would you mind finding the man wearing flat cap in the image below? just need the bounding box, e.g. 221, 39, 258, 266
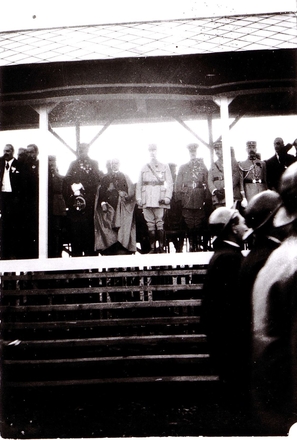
201, 207, 248, 398
238, 141, 267, 204
175, 143, 211, 251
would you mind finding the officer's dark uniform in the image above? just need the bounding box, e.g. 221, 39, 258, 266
175, 144, 211, 251
64, 144, 103, 256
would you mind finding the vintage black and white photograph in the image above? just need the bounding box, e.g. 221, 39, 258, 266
0, 1, 297, 438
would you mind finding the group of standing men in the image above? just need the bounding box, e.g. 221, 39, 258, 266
202, 136, 297, 435
1, 136, 297, 259
0, 143, 40, 259
209, 136, 297, 209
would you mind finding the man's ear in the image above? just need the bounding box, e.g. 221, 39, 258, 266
231, 223, 238, 235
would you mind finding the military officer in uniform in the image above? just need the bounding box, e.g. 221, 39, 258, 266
136, 144, 173, 253
64, 143, 103, 256
208, 141, 242, 209
175, 143, 211, 251
238, 141, 267, 205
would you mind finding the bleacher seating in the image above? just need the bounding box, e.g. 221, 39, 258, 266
1, 265, 219, 387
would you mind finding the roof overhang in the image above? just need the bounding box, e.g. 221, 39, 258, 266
1, 48, 296, 130
0, 12, 297, 130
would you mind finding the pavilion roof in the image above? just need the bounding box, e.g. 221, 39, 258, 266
0, 12, 296, 66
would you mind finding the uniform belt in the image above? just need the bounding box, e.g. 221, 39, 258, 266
213, 177, 224, 181
143, 181, 164, 186
244, 179, 265, 184
183, 182, 204, 189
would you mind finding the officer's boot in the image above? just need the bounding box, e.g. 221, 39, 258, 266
148, 230, 156, 254
157, 229, 165, 253
188, 229, 195, 252
203, 231, 211, 251
195, 230, 202, 251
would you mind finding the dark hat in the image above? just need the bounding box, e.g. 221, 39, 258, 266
213, 141, 222, 149
243, 190, 282, 240
208, 207, 239, 237
246, 140, 257, 146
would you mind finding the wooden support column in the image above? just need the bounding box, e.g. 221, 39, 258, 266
214, 96, 234, 208
76, 123, 81, 152
38, 107, 49, 258
207, 114, 214, 166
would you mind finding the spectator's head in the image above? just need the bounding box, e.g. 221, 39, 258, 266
213, 141, 222, 160
209, 207, 248, 244
148, 144, 157, 160
273, 137, 286, 156
48, 155, 58, 174
243, 190, 282, 240
27, 144, 39, 161
106, 159, 112, 174
17, 147, 27, 162
187, 143, 198, 160
246, 141, 257, 160
111, 158, 120, 173
3, 144, 14, 161
77, 143, 90, 159
274, 162, 297, 228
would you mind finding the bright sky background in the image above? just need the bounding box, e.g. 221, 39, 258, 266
1, 1, 297, 182
1, 115, 297, 183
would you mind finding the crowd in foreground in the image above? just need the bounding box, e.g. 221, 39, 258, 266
0, 136, 297, 259
202, 161, 297, 434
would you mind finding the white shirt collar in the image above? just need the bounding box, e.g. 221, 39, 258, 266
223, 240, 240, 248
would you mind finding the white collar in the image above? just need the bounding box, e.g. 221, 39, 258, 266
266, 235, 282, 245
223, 240, 240, 248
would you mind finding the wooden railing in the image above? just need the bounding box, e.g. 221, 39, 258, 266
0, 253, 218, 387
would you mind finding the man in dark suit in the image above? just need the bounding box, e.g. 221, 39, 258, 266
0, 144, 23, 259
252, 162, 297, 434
238, 190, 283, 406
21, 144, 40, 259
201, 207, 248, 402
265, 137, 296, 191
